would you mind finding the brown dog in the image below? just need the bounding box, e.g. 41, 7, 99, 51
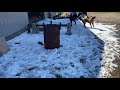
80, 16, 96, 28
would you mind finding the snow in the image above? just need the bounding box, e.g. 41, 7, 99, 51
0, 18, 120, 78
37, 18, 70, 25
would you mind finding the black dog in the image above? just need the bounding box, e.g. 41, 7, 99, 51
69, 12, 88, 26
27, 24, 31, 34
69, 14, 77, 26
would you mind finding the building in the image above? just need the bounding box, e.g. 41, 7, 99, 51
0, 12, 29, 39
0, 12, 58, 40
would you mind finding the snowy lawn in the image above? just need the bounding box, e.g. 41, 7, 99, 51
0, 18, 120, 78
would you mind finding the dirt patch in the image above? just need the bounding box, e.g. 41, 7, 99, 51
88, 12, 120, 78
88, 12, 120, 24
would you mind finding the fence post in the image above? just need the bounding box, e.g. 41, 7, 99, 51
66, 23, 72, 35
32, 23, 39, 34
59, 23, 61, 30
50, 21, 52, 25
0, 37, 10, 57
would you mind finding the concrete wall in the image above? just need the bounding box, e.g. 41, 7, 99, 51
0, 12, 28, 37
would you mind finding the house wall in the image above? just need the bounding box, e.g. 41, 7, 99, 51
0, 12, 28, 37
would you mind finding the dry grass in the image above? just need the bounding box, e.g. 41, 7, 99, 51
88, 12, 120, 24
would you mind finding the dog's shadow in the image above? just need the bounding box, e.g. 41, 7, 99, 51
79, 22, 106, 32
90, 27, 106, 31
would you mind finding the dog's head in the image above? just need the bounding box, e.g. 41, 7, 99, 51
92, 16, 96, 19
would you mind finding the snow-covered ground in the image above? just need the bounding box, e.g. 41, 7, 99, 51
37, 18, 70, 25
0, 18, 120, 78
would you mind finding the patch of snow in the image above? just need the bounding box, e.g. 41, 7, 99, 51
37, 18, 70, 25
0, 19, 120, 78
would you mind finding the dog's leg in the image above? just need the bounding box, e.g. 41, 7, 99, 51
92, 23, 94, 27
73, 20, 76, 25
83, 22, 86, 27
81, 20, 86, 28
90, 23, 92, 28
71, 21, 72, 26
27, 29, 31, 34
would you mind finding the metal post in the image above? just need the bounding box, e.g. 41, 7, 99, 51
50, 21, 52, 25
44, 12, 48, 19
59, 23, 61, 30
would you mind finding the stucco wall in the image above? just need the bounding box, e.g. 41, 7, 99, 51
0, 12, 28, 37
